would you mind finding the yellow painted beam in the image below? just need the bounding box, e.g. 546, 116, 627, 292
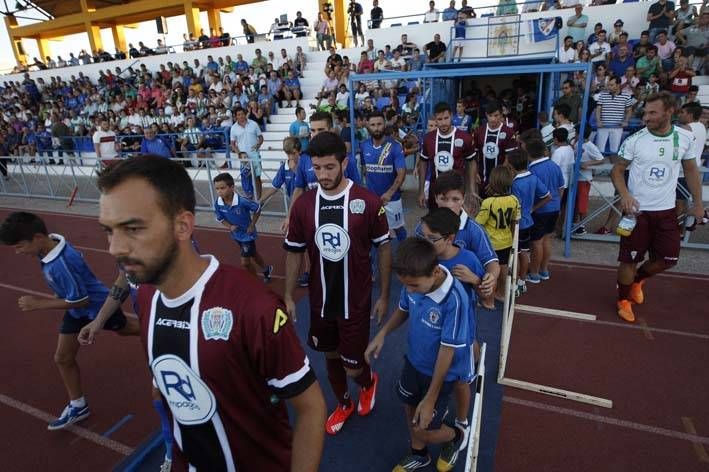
184, 0, 202, 37
332, 0, 346, 48
111, 24, 127, 53
37, 37, 52, 61
206, 8, 221, 35
4, 16, 27, 66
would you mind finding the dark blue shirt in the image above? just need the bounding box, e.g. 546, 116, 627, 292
528, 157, 565, 214
512, 171, 550, 228
214, 194, 260, 242
40, 234, 109, 319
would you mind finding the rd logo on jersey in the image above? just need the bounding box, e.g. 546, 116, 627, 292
434, 151, 454, 172
483, 142, 500, 159
643, 161, 671, 188
151, 354, 217, 425
202, 307, 234, 341
315, 223, 351, 262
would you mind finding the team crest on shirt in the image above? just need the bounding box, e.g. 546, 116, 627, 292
434, 151, 454, 172
454, 138, 464, 148
201, 307, 234, 341
499, 131, 507, 140
349, 199, 366, 214
425, 308, 442, 328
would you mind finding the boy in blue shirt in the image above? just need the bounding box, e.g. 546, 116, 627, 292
452, 100, 472, 133
419, 208, 482, 447
0, 212, 140, 430
213, 173, 273, 281
506, 149, 551, 295
525, 139, 565, 283
429, 171, 499, 310
365, 238, 470, 472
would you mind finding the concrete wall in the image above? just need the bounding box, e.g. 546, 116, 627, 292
2, 37, 310, 84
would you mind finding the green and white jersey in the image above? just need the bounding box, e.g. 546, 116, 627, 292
618, 125, 695, 211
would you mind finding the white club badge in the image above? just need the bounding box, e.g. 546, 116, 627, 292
483, 142, 500, 160
434, 151, 454, 172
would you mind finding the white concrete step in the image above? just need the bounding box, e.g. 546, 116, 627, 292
265, 123, 290, 132
262, 131, 289, 142
299, 76, 325, 86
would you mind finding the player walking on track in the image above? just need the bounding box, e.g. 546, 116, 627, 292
611, 92, 704, 323
284, 131, 392, 435
96, 155, 326, 471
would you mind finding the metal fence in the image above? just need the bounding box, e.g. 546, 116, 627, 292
0, 153, 290, 218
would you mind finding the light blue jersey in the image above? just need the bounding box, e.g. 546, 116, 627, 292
399, 266, 473, 382
360, 137, 406, 200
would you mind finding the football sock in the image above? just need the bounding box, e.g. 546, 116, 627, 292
411, 446, 428, 457
617, 282, 632, 301
70, 397, 86, 408
153, 399, 173, 460
354, 363, 373, 389
634, 267, 651, 283
326, 357, 350, 406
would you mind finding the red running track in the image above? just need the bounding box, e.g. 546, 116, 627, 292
0, 208, 301, 471
495, 261, 709, 471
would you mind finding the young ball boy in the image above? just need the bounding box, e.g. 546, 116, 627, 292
213, 172, 273, 281
0, 212, 140, 429
365, 238, 470, 472
506, 150, 550, 295
419, 208, 483, 449
526, 139, 565, 283
429, 171, 499, 309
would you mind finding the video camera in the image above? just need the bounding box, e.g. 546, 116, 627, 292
322, 2, 333, 20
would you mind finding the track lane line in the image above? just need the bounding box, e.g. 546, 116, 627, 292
504, 396, 709, 446
0, 393, 133, 456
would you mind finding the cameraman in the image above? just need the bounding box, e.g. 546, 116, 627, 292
348, 0, 365, 47
370, 0, 383, 29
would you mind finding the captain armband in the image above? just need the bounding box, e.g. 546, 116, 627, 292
109, 284, 130, 302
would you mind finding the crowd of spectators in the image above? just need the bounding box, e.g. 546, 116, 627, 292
0, 45, 314, 175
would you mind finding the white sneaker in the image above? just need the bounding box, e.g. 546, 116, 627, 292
159, 457, 172, 472
454, 419, 470, 452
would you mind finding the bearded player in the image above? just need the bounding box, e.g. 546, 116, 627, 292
284, 131, 392, 435
97, 155, 326, 471
417, 101, 476, 210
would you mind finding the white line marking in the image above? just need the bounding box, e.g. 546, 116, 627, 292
516, 304, 597, 321
504, 396, 709, 445
548, 261, 709, 282
521, 310, 709, 340
0, 393, 134, 456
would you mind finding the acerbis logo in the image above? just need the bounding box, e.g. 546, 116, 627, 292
315, 223, 351, 262
151, 354, 217, 425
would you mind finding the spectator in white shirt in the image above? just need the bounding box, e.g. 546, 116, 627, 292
424, 1, 440, 22
589, 29, 611, 63
93, 120, 119, 161
551, 127, 575, 189
558, 35, 577, 63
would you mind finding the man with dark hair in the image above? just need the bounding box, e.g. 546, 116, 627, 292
647, 0, 676, 43
595, 75, 634, 156
612, 92, 703, 323
555, 80, 582, 124
424, 33, 447, 63
284, 131, 391, 435
0, 211, 139, 430
473, 100, 518, 191
97, 155, 326, 470
418, 101, 475, 210
370, 0, 383, 29
283, 111, 362, 231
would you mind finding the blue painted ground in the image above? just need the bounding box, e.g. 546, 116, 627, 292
128, 264, 505, 472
